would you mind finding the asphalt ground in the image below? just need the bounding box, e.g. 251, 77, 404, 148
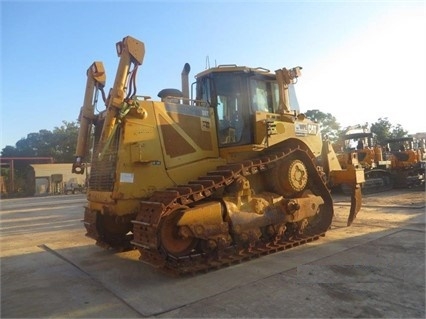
1, 188, 425, 318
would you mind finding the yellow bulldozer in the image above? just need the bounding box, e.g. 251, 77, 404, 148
384, 137, 425, 189
73, 36, 364, 274
335, 129, 425, 194
334, 130, 394, 194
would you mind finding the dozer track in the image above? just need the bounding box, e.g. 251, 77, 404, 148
130, 144, 335, 275
84, 208, 134, 251
392, 167, 425, 189
341, 169, 393, 196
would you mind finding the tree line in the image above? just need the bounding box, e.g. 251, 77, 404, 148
1, 112, 409, 163
304, 110, 408, 145
1, 121, 79, 162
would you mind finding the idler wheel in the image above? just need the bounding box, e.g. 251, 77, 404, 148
159, 210, 198, 257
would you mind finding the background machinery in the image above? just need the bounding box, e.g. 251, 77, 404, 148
335, 127, 425, 194
73, 35, 364, 274
334, 127, 393, 194
383, 137, 425, 188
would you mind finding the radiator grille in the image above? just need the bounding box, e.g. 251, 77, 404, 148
89, 132, 120, 192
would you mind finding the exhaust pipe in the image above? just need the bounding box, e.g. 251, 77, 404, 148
181, 63, 191, 104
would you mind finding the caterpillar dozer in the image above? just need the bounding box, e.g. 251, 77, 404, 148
383, 137, 425, 188
335, 129, 393, 194
73, 36, 364, 274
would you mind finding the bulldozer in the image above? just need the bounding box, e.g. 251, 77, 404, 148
334, 128, 393, 194
383, 137, 425, 188
73, 35, 364, 274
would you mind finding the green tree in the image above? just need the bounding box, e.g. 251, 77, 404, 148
370, 117, 408, 146
16, 130, 55, 157
390, 124, 408, 139
305, 109, 341, 142
51, 121, 80, 162
1, 145, 19, 157
1, 121, 79, 162
1, 121, 80, 196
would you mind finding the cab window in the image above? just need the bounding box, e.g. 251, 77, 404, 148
249, 78, 279, 113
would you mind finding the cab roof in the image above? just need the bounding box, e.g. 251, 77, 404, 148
195, 65, 276, 79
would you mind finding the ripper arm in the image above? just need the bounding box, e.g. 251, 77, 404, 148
72, 61, 106, 174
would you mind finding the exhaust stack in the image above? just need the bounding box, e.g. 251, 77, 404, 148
181, 63, 191, 104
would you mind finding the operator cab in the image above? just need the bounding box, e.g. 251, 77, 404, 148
195, 65, 300, 147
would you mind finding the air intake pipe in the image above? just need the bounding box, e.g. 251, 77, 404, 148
181, 63, 191, 104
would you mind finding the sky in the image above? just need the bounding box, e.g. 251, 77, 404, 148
1, 0, 425, 150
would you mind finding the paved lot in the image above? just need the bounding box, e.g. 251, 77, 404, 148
1, 189, 425, 318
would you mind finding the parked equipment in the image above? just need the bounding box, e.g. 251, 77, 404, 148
73, 36, 364, 274
335, 130, 393, 194
384, 137, 425, 188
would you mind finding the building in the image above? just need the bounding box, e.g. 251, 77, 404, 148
31, 163, 88, 195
